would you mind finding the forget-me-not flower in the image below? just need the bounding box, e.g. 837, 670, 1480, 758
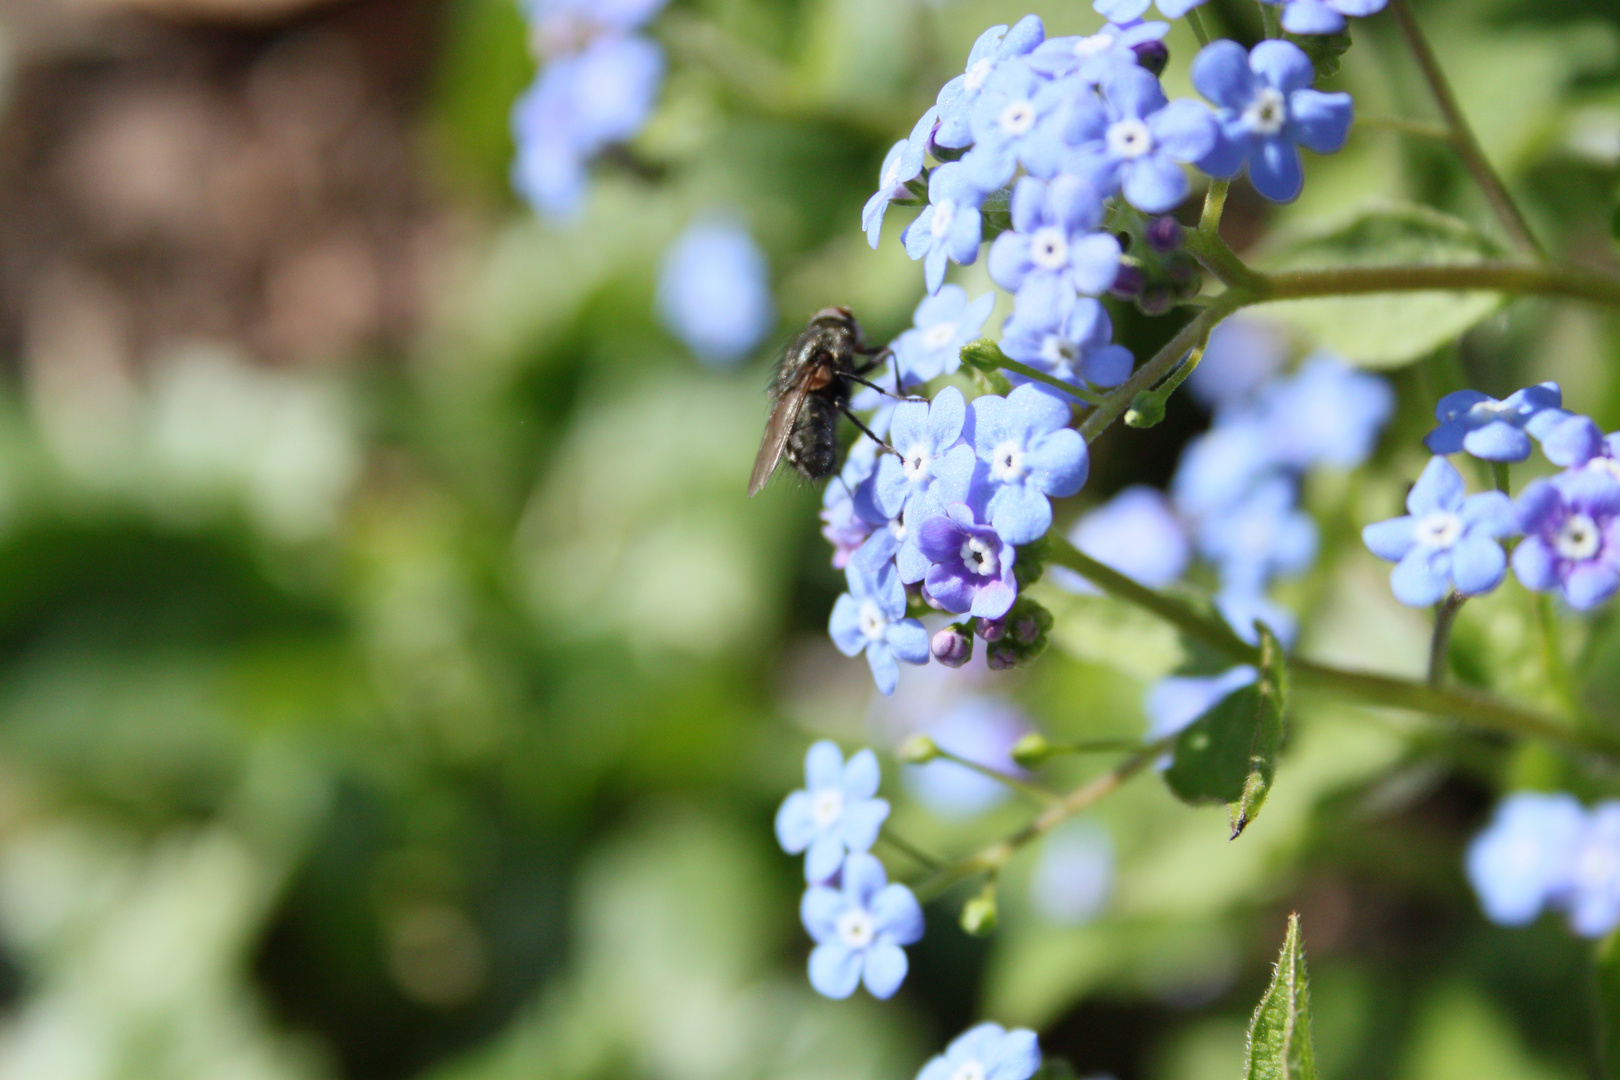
1362, 456, 1515, 607
1060, 65, 1218, 213
1466, 791, 1585, 928
1424, 383, 1569, 463
935, 16, 1047, 149
801, 852, 924, 999
821, 441, 882, 568
999, 298, 1134, 400
864, 107, 940, 250
1197, 475, 1317, 592
917, 1023, 1042, 1080
1186, 316, 1288, 412
988, 175, 1121, 328
963, 62, 1078, 189
1095, 0, 1209, 20
1253, 353, 1394, 471
970, 384, 1090, 544
918, 503, 1019, 618
855, 498, 940, 585
1170, 417, 1276, 519
1569, 803, 1620, 938
1511, 470, 1620, 611
1030, 821, 1114, 925
776, 741, 891, 883
1192, 39, 1353, 204
1028, 19, 1170, 84
829, 561, 931, 695
1258, 0, 1388, 36
656, 217, 773, 366
1540, 415, 1620, 483
874, 386, 977, 520
1054, 485, 1189, 595
903, 162, 988, 295
893, 286, 997, 387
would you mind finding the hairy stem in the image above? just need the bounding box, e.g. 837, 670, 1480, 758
996, 356, 1106, 405
1428, 592, 1466, 687
878, 829, 944, 870
1079, 302, 1237, 441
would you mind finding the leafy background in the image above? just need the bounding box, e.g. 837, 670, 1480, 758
0, 0, 1614, 1077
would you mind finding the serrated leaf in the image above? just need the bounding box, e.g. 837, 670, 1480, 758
1597, 929, 1620, 1078
1246, 914, 1318, 1080
1252, 203, 1507, 369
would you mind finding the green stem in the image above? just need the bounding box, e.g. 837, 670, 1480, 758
1389, 0, 1545, 258
1429, 592, 1466, 687
1046, 738, 1163, 756
1535, 593, 1576, 712
1356, 114, 1454, 141
932, 748, 1062, 806
1199, 179, 1230, 234
1183, 224, 1271, 294
878, 829, 944, 870
1079, 302, 1238, 441
1259, 1, 1283, 39
996, 356, 1106, 405
1492, 462, 1511, 495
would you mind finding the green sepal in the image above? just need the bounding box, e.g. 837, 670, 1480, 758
1014, 535, 1050, 590
1244, 914, 1318, 1080
1285, 28, 1352, 79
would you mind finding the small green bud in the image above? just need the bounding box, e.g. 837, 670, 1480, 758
897, 734, 939, 764
961, 887, 998, 936
957, 338, 1006, 374
1010, 732, 1052, 768
1125, 391, 1166, 428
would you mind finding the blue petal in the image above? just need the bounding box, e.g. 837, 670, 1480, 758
872, 883, 925, 944
1069, 232, 1125, 295
1565, 563, 1620, 610
1095, 0, 1152, 18
775, 791, 817, 854
1150, 99, 1218, 163
1407, 456, 1465, 516
1027, 427, 1089, 497
1121, 153, 1189, 213
1460, 490, 1516, 538
839, 797, 889, 853
886, 618, 932, 665
862, 942, 909, 999
1449, 534, 1506, 596
1390, 548, 1450, 607
805, 739, 844, 789
1510, 536, 1557, 592
1249, 39, 1315, 94
1248, 136, 1303, 203
805, 834, 847, 883
1279, 0, 1347, 34
990, 483, 1054, 545
866, 641, 900, 694
1190, 40, 1255, 111
843, 748, 882, 799
800, 885, 845, 942
808, 941, 863, 998
985, 1028, 1042, 1080
1361, 516, 1416, 562
1287, 89, 1354, 155
1461, 421, 1532, 463
1541, 415, 1604, 468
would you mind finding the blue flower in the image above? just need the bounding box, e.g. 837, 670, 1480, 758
917, 504, 1019, 618
656, 217, 773, 366
821, 449, 880, 569
1196, 476, 1317, 592
1466, 792, 1584, 928
962, 63, 1079, 189
1510, 470, 1620, 611
903, 696, 1031, 818
829, 561, 931, 695
935, 16, 1047, 150
1060, 65, 1218, 213
1000, 298, 1134, 401
970, 384, 1091, 544
1569, 803, 1620, 938
800, 852, 924, 999
1252, 353, 1393, 471
1192, 39, 1353, 204
1028, 19, 1170, 84
892, 286, 997, 387
987, 175, 1121, 328
1538, 414, 1620, 481
918, 1024, 1042, 1080
1053, 485, 1189, 594
1258, 0, 1388, 36
522, 0, 668, 45
776, 741, 891, 883
1095, 0, 1209, 20
1362, 456, 1515, 607
902, 162, 988, 295
1424, 383, 1569, 463
1029, 821, 1114, 925
1214, 585, 1298, 647
1170, 416, 1275, 519
511, 67, 592, 217
854, 499, 937, 585
1185, 316, 1287, 411
864, 107, 940, 250
873, 387, 978, 520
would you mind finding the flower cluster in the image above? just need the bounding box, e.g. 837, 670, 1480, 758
777, 741, 924, 999
511, 0, 668, 217
1468, 791, 1620, 938
1102, 0, 1388, 36
1363, 383, 1620, 611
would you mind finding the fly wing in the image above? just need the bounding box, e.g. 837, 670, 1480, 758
748, 380, 810, 496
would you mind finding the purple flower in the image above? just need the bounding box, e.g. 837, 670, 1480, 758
863, 107, 940, 250
988, 175, 1121, 328
873, 387, 977, 520
1258, 0, 1388, 36
1511, 470, 1620, 611
1197, 475, 1317, 591
656, 217, 773, 366
1361, 456, 1515, 607
775, 741, 891, 883
934, 16, 1047, 150
1540, 415, 1620, 482
892, 286, 997, 387
1053, 485, 1189, 594
1028, 20, 1170, 84
800, 853, 923, 999
1192, 39, 1353, 204
829, 561, 931, 695
962, 63, 1079, 189
917, 504, 1019, 618
999, 298, 1134, 401
1060, 65, 1218, 213
902, 162, 987, 295
1424, 383, 1569, 463
917, 1024, 1042, 1080
1466, 791, 1584, 928
822, 486, 877, 570
970, 384, 1091, 544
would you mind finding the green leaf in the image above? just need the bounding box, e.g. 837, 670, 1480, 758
1253, 203, 1508, 369
1285, 29, 1352, 79
1245, 914, 1318, 1080
1231, 626, 1288, 839
1597, 930, 1620, 1079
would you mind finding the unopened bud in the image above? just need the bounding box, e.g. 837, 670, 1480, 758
1010, 732, 1052, 768
1133, 38, 1169, 76
1013, 614, 1041, 644
976, 616, 1006, 642
1125, 391, 1166, 429
897, 734, 939, 763
1145, 215, 1182, 253
931, 626, 973, 668
986, 640, 1017, 670
1109, 262, 1145, 299
961, 888, 998, 936
1137, 286, 1176, 316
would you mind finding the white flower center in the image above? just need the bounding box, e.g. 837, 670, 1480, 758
951, 1062, 987, 1080
964, 58, 994, 93
836, 907, 876, 948
888, 516, 907, 543
1030, 226, 1070, 270
1591, 458, 1620, 485
1244, 87, 1288, 135
1107, 118, 1154, 160
998, 99, 1037, 137
903, 443, 933, 482
1556, 513, 1601, 561
930, 198, 958, 239
1074, 32, 1113, 59
922, 321, 958, 349
960, 535, 1000, 577
990, 440, 1028, 482
810, 788, 845, 829
1038, 333, 1078, 367
858, 600, 889, 641
1468, 399, 1517, 421
1414, 510, 1464, 549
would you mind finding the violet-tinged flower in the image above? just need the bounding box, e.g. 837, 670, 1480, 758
801, 852, 923, 999
1197, 475, 1317, 591
988, 175, 1121, 328
822, 487, 877, 570
1540, 415, 1620, 483
970, 384, 1090, 544
1258, 0, 1388, 36
917, 1024, 1042, 1080
963, 62, 1079, 189
892, 286, 996, 387
854, 498, 940, 585
1060, 65, 1218, 213
917, 503, 1019, 618
1053, 485, 1189, 594
902, 162, 987, 295
656, 217, 773, 366
829, 561, 931, 695
873, 386, 977, 520
1192, 39, 1352, 204
1424, 383, 1569, 463
864, 107, 940, 250
903, 695, 1030, 818
1568, 802, 1620, 938
1466, 791, 1584, 928
1095, 0, 1209, 20
1362, 456, 1515, 607
1186, 316, 1287, 411
1254, 353, 1393, 471
1000, 299, 1134, 401
776, 741, 891, 883
1030, 820, 1114, 925
1511, 470, 1620, 611
1028, 19, 1170, 84
935, 16, 1047, 150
